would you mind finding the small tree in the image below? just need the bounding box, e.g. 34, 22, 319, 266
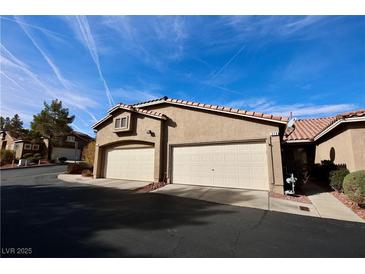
82, 140, 95, 167
31, 99, 75, 159
0, 114, 25, 139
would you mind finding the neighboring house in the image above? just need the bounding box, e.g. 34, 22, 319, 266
51, 131, 94, 161
93, 97, 288, 194
0, 131, 41, 159
0, 131, 16, 150
1, 130, 94, 161
283, 109, 365, 173
13, 140, 42, 159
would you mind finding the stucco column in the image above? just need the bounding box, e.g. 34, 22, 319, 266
270, 135, 284, 194
153, 120, 164, 182
93, 144, 100, 179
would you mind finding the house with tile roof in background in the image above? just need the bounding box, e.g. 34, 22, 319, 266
283, 109, 365, 181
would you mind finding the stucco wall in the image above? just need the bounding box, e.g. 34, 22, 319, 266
145, 104, 285, 192
0, 133, 15, 150
94, 109, 164, 181
350, 125, 365, 171
315, 122, 365, 172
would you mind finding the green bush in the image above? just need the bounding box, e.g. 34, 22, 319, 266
67, 162, 92, 174
0, 149, 14, 165
343, 170, 365, 205
22, 153, 33, 159
33, 153, 42, 159
329, 168, 349, 191
311, 160, 337, 182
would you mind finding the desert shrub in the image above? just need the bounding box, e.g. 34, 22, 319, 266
311, 160, 339, 183
81, 169, 93, 177
0, 149, 14, 165
329, 167, 350, 191
22, 153, 33, 159
33, 153, 42, 159
67, 162, 92, 174
343, 170, 365, 205
58, 157, 67, 163
82, 141, 95, 167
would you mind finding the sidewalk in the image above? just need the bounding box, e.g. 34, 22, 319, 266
304, 184, 364, 223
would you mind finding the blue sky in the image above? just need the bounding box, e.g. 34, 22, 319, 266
1, 16, 364, 136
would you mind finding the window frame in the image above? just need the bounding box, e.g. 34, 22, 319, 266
113, 113, 131, 132
66, 136, 76, 143
32, 144, 40, 151
24, 143, 32, 150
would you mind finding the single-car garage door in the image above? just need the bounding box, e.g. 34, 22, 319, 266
172, 142, 269, 190
104, 147, 154, 181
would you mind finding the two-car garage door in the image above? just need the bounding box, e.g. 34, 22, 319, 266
103, 142, 269, 190
104, 147, 154, 181
172, 142, 269, 190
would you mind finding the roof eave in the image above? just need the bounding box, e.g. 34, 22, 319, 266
314, 116, 365, 141
135, 99, 288, 125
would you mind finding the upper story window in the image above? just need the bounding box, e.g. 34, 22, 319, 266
113, 114, 130, 132
24, 143, 32, 150
66, 136, 75, 142
32, 144, 40, 150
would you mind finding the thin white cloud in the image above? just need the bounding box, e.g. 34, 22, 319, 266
66, 16, 115, 107
208, 44, 246, 82
114, 87, 162, 104
225, 96, 357, 118
15, 16, 72, 90
1, 43, 99, 126
0, 16, 68, 41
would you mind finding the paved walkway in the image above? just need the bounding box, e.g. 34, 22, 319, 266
304, 184, 364, 223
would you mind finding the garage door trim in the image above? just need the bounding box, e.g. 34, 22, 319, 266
103, 146, 155, 181
168, 138, 270, 190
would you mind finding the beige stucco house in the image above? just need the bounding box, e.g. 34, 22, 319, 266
283, 109, 365, 174
0, 131, 42, 159
93, 97, 365, 194
93, 97, 288, 194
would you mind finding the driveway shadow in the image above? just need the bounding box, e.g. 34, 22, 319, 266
2, 180, 365, 258
1, 182, 235, 257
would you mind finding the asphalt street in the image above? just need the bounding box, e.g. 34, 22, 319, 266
1, 166, 365, 257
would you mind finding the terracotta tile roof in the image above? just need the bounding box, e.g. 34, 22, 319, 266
133, 97, 288, 123
284, 109, 365, 142
284, 117, 337, 141
115, 103, 167, 119
92, 103, 167, 129
337, 109, 365, 119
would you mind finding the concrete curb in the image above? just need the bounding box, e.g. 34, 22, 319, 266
0, 164, 65, 171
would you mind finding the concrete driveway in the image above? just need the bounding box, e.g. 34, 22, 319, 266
2, 166, 365, 258
153, 184, 270, 210
57, 174, 150, 190
153, 184, 320, 217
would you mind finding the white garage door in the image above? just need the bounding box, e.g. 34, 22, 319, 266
104, 147, 154, 181
172, 143, 269, 190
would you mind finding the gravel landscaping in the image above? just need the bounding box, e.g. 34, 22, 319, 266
331, 191, 365, 221
134, 181, 168, 193
269, 191, 312, 204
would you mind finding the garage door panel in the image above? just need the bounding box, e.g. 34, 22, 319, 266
172, 143, 269, 190
104, 148, 154, 181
